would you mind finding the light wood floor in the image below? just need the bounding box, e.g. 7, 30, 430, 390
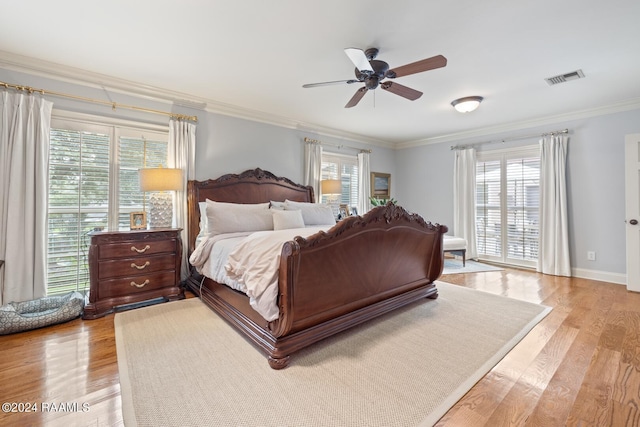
1, 268, 638, 426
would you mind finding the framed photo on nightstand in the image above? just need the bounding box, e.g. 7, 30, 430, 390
339, 204, 350, 219
130, 212, 147, 230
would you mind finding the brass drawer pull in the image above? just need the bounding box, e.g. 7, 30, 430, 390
130, 279, 149, 288
131, 244, 151, 254
131, 261, 150, 270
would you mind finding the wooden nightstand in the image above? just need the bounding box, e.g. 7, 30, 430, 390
83, 228, 184, 319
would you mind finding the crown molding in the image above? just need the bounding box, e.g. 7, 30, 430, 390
0, 50, 393, 149
396, 97, 640, 149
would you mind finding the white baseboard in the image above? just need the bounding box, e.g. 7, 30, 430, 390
571, 267, 626, 286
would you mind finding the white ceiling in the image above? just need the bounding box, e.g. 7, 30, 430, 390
1, 0, 640, 147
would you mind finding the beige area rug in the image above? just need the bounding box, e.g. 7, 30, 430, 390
115, 282, 550, 427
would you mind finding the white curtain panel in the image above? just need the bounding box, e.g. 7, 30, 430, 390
168, 118, 196, 280
538, 134, 571, 276
453, 148, 478, 259
357, 151, 371, 214
0, 91, 53, 305
304, 141, 322, 202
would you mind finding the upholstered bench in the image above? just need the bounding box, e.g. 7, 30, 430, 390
443, 236, 467, 266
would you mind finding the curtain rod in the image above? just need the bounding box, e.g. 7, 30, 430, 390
304, 137, 372, 153
0, 81, 198, 122
450, 128, 568, 151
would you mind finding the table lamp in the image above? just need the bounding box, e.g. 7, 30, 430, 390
321, 179, 342, 217
139, 167, 183, 229
321, 179, 342, 198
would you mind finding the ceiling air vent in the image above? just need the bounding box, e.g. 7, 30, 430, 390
545, 69, 585, 86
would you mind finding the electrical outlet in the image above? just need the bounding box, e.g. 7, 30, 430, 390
587, 251, 596, 261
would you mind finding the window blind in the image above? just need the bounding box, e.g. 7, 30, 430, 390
505, 156, 540, 261
476, 159, 501, 257
47, 128, 110, 295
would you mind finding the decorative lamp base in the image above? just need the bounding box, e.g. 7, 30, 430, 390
148, 192, 173, 229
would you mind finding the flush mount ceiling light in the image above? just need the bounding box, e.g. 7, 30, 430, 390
451, 96, 483, 113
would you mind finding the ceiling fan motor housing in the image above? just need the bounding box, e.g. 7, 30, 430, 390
355, 59, 389, 90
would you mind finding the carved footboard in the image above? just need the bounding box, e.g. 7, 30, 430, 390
264, 203, 447, 368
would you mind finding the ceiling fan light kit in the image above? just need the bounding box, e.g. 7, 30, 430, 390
451, 96, 483, 113
303, 47, 447, 108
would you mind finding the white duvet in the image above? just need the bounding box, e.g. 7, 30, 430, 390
189, 226, 328, 321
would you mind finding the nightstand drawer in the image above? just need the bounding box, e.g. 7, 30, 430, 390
98, 254, 177, 279
98, 271, 177, 299
99, 239, 176, 259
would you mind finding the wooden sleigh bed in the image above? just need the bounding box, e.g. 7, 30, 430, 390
184, 168, 447, 369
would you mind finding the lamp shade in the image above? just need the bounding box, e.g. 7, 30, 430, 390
139, 168, 183, 192
451, 96, 483, 113
321, 179, 341, 195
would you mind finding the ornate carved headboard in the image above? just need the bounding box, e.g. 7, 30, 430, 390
187, 168, 314, 254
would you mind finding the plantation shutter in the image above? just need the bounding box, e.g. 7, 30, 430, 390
476, 159, 501, 257
47, 128, 110, 295
505, 156, 540, 261
342, 162, 359, 207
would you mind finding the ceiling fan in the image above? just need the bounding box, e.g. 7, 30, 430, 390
302, 47, 447, 108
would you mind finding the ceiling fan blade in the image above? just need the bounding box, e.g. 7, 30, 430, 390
381, 81, 423, 101
345, 87, 368, 108
344, 48, 374, 73
387, 55, 447, 78
302, 79, 359, 88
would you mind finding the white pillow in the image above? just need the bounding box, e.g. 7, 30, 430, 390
272, 209, 305, 230
205, 199, 272, 236
284, 200, 336, 226
270, 200, 286, 210
197, 201, 208, 239
205, 199, 270, 211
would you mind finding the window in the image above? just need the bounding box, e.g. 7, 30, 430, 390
476, 146, 540, 268
47, 114, 168, 295
321, 153, 359, 210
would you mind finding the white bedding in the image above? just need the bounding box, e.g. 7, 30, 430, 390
189, 226, 329, 321
189, 232, 253, 293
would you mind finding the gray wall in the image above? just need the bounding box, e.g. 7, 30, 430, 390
195, 113, 396, 186
396, 109, 640, 278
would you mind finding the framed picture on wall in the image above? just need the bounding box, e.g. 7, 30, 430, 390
371, 172, 391, 199
130, 212, 147, 230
